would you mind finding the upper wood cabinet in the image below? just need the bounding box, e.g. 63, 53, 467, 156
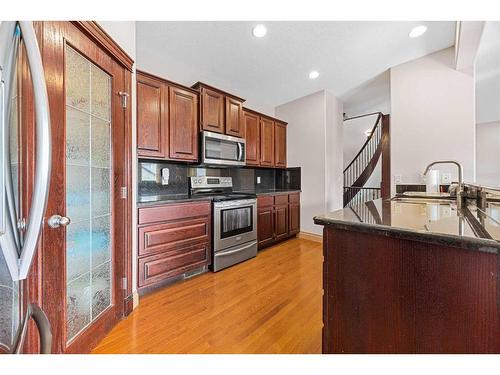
137, 71, 198, 162
200, 87, 225, 133
137, 74, 168, 159
169, 86, 198, 161
260, 117, 275, 167
192, 82, 245, 138
274, 121, 287, 168
225, 96, 244, 138
243, 110, 260, 166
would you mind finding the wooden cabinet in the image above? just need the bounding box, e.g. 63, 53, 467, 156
169, 86, 198, 161
137, 74, 168, 158
289, 193, 300, 235
244, 110, 287, 168
200, 87, 225, 133
137, 200, 211, 291
258, 206, 275, 248
137, 71, 198, 162
193, 82, 245, 138
274, 204, 289, 240
274, 121, 287, 168
225, 96, 244, 137
243, 110, 260, 166
260, 117, 275, 167
257, 192, 300, 249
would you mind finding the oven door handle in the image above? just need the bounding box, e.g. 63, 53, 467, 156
215, 241, 257, 257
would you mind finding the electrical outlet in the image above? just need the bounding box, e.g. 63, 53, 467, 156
441, 173, 451, 184
257, 176, 261, 184
394, 174, 402, 184
161, 168, 170, 185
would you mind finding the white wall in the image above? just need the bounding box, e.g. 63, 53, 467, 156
97, 22, 139, 304
276, 90, 343, 235
390, 47, 476, 193
341, 70, 391, 118
476, 121, 500, 186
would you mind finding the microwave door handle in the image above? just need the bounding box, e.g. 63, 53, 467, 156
16, 21, 51, 280
237, 142, 243, 162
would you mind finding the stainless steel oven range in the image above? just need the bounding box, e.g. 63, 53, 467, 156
190, 176, 257, 272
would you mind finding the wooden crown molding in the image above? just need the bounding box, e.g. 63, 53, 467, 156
71, 21, 134, 71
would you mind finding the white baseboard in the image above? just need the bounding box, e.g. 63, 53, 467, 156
297, 231, 323, 243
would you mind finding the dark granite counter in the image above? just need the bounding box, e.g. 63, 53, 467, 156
314, 198, 500, 253
137, 194, 213, 207
234, 189, 301, 196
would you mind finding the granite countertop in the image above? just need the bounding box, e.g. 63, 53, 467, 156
138, 189, 302, 207
137, 194, 213, 207
314, 198, 500, 253
234, 189, 302, 196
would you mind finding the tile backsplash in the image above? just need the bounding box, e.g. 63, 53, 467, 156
138, 160, 301, 198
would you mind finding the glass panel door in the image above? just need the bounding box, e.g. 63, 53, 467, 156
65, 46, 112, 342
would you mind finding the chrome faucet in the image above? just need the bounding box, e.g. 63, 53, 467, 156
423, 160, 464, 209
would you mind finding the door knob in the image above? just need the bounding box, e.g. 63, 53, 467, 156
47, 215, 71, 228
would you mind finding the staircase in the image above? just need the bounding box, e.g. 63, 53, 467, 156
343, 112, 389, 207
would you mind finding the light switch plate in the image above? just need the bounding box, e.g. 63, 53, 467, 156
257, 176, 261, 184
394, 174, 402, 184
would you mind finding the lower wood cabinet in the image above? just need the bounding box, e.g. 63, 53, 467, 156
257, 192, 300, 249
137, 200, 211, 291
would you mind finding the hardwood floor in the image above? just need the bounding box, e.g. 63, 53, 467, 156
92, 237, 323, 354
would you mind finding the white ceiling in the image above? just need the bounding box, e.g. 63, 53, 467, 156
136, 21, 456, 116
476, 21, 500, 124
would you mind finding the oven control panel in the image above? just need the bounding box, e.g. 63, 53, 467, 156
190, 176, 232, 189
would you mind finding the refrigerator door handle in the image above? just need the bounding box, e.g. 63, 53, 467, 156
1, 68, 5, 237
16, 21, 51, 280
3, 26, 22, 250
0, 21, 21, 280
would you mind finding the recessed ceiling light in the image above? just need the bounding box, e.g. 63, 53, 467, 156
409, 25, 427, 38
309, 70, 319, 79
252, 24, 267, 38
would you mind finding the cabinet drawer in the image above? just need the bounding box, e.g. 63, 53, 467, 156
138, 243, 209, 288
138, 217, 210, 257
257, 195, 274, 208
289, 192, 300, 204
274, 194, 288, 206
138, 201, 211, 225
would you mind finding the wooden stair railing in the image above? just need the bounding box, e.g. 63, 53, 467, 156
343, 112, 387, 207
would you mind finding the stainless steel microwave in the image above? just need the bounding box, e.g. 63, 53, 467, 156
201, 131, 246, 166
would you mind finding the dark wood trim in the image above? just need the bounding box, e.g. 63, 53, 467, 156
191, 81, 246, 102
71, 21, 134, 71
123, 64, 134, 316
381, 114, 391, 199
124, 294, 134, 316
138, 69, 199, 94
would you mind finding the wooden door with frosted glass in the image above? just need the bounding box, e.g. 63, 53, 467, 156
39, 21, 130, 353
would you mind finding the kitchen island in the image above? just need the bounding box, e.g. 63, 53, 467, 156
314, 197, 500, 353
